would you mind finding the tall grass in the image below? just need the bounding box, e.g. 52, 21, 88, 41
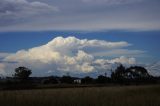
0, 85, 160, 106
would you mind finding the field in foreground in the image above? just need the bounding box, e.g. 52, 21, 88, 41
0, 85, 160, 106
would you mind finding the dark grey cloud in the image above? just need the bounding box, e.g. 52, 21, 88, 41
0, 0, 58, 26
0, 0, 160, 31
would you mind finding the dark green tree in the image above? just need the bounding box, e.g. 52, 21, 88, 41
42, 76, 59, 84
14, 67, 32, 79
125, 66, 150, 79
111, 65, 150, 80
111, 64, 126, 80
97, 75, 108, 83
81, 76, 94, 84
60, 75, 73, 84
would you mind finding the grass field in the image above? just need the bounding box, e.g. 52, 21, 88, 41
0, 85, 160, 106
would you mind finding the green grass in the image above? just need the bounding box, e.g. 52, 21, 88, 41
0, 85, 160, 106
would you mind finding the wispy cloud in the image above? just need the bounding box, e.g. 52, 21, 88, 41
82, 0, 143, 5
0, 53, 12, 58
91, 49, 145, 57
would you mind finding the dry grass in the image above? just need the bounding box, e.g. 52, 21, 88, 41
0, 85, 160, 106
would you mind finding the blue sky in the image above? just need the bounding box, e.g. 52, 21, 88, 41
0, 30, 160, 77
0, 0, 160, 76
0, 31, 160, 63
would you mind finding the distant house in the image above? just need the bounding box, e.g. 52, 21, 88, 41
0, 74, 5, 79
74, 79, 81, 84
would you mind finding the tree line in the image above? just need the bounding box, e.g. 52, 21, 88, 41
0, 64, 159, 90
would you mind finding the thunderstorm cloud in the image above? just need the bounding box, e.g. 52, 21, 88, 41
0, 36, 142, 76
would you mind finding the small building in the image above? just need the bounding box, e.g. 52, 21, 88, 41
74, 79, 81, 84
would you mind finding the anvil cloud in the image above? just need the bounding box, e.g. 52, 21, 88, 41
0, 36, 141, 76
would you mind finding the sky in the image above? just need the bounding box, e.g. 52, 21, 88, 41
0, 0, 160, 77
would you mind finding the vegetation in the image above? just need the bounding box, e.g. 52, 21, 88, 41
60, 75, 74, 84
111, 65, 150, 80
14, 67, 32, 80
96, 75, 111, 83
0, 65, 159, 90
0, 85, 159, 106
41, 76, 59, 84
81, 76, 94, 84
0, 65, 160, 106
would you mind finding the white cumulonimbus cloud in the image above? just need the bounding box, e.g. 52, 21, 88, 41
0, 36, 139, 76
